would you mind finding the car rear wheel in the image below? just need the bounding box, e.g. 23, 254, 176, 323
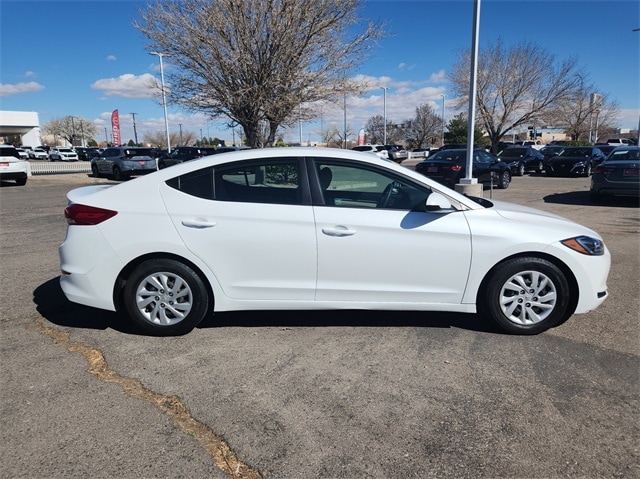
15, 177, 27, 186
516, 163, 525, 176
91, 164, 100, 178
122, 258, 211, 336
583, 163, 592, 177
112, 166, 128, 181
478, 257, 572, 334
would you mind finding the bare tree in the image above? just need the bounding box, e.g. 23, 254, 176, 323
323, 123, 354, 148
404, 104, 441, 149
41, 116, 97, 146
136, 0, 385, 148
450, 39, 581, 152
143, 130, 184, 148
546, 74, 619, 141
364, 114, 386, 144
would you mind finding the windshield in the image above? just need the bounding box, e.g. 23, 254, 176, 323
499, 148, 525, 158
429, 150, 465, 162
558, 148, 591, 157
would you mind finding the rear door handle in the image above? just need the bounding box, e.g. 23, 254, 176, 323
181, 219, 216, 229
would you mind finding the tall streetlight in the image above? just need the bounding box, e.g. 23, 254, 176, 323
441, 94, 446, 146
130, 112, 139, 145
179, 123, 183, 146
149, 52, 171, 153
381, 87, 388, 145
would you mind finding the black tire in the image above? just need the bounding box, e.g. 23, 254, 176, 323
583, 163, 592, 177
91, 164, 100, 178
112, 165, 128, 181
536, 161, 544, 173
122, 258, 211, 336
516, 163, 525, 177
15, 177, 27, 186
497, 170, 511, 189
478, 257, 572, 335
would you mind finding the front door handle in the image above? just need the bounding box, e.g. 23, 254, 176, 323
322, 226, 356, 237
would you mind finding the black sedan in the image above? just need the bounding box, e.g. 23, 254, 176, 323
590, 146, 640, 201
544, 146, 606, 177
497, 146, 545, 176
415, 148, 511, 189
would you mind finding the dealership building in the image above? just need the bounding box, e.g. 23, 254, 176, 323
0, 110, 42, 147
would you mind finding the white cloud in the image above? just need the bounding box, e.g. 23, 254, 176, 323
91, 73, 162, 99
107, 55, 117, 61
0, 82, 45, 97
428, 69, 447, 83
24, 71, 35, 77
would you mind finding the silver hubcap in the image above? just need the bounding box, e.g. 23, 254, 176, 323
135, 272, 193, 326
499, 270, 557, 325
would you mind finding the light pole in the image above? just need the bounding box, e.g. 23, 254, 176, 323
381, 87, 388, 145
441, 94, 446, 146
149, 52, 171, 153
130, 112, 139, 145
179, 123, 183, 146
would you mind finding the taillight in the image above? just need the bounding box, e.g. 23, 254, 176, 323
450, 165, 463, 172
593, 166, 615, 174
65, 204, 117, 225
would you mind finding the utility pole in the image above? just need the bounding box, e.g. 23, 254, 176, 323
130, 112, 139, 145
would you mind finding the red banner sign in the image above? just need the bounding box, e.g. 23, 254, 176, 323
111, 109, 120, 146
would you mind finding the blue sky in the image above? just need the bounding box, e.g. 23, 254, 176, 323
1, 0, 638, 145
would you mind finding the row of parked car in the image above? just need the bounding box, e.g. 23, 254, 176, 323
411, 143, 639, 200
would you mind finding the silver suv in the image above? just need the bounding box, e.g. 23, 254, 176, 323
91, 147, 157, 181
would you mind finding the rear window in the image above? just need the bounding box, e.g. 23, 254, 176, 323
0, 147, 20, 158
125, 149, 153, 156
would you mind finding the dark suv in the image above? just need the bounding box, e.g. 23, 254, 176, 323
157, 146, 218, 169
91, 147, 157, 180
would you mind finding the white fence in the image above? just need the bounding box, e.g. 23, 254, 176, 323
29, 161, 91, 175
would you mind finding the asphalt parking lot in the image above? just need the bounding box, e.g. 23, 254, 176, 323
1, 171, 638, 478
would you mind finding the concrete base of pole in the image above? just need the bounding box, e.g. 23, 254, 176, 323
454, 182, 483, 197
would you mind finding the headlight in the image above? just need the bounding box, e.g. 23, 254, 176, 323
561, 236, 605, 256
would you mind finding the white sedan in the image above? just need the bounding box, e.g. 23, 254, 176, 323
59, 148, 610, 336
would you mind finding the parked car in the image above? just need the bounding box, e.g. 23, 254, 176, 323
91, 147, 157, 180
49, 147, 79, 162
75, 147, 101, 161
29, 147, 49, 160
606, 138, 637, 147
540, 145, 564, 162
380, 144, 408, 162
351, 145, 390, 161
497, 146, 545, 176
15, 148, 28, 159
544, 146, 606, 177
157, 146, 219, 169
59, 147, 610, 336
594, 144, 618, 158
590, 146, 640, 202
0, 144, 31, 186
415, 148, 512, 189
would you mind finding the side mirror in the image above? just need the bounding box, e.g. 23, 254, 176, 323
425, 192, 452, 211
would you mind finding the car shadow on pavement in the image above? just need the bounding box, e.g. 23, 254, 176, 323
198, 309, 502, 334
544, 190, 640, 207
34, 277, 502, 335
33, 277, 137, 334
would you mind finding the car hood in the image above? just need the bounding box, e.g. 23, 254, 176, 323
547, 155, 588, 163
488, 199, 601, 238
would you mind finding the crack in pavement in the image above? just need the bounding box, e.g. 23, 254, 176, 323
31, 317, 263, 479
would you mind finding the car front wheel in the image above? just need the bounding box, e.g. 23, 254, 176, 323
497, 170, 511, 189
122, 258, 211, 336
478, 257, 572, 334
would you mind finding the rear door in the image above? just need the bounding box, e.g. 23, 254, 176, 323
160, 157, 318, 301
